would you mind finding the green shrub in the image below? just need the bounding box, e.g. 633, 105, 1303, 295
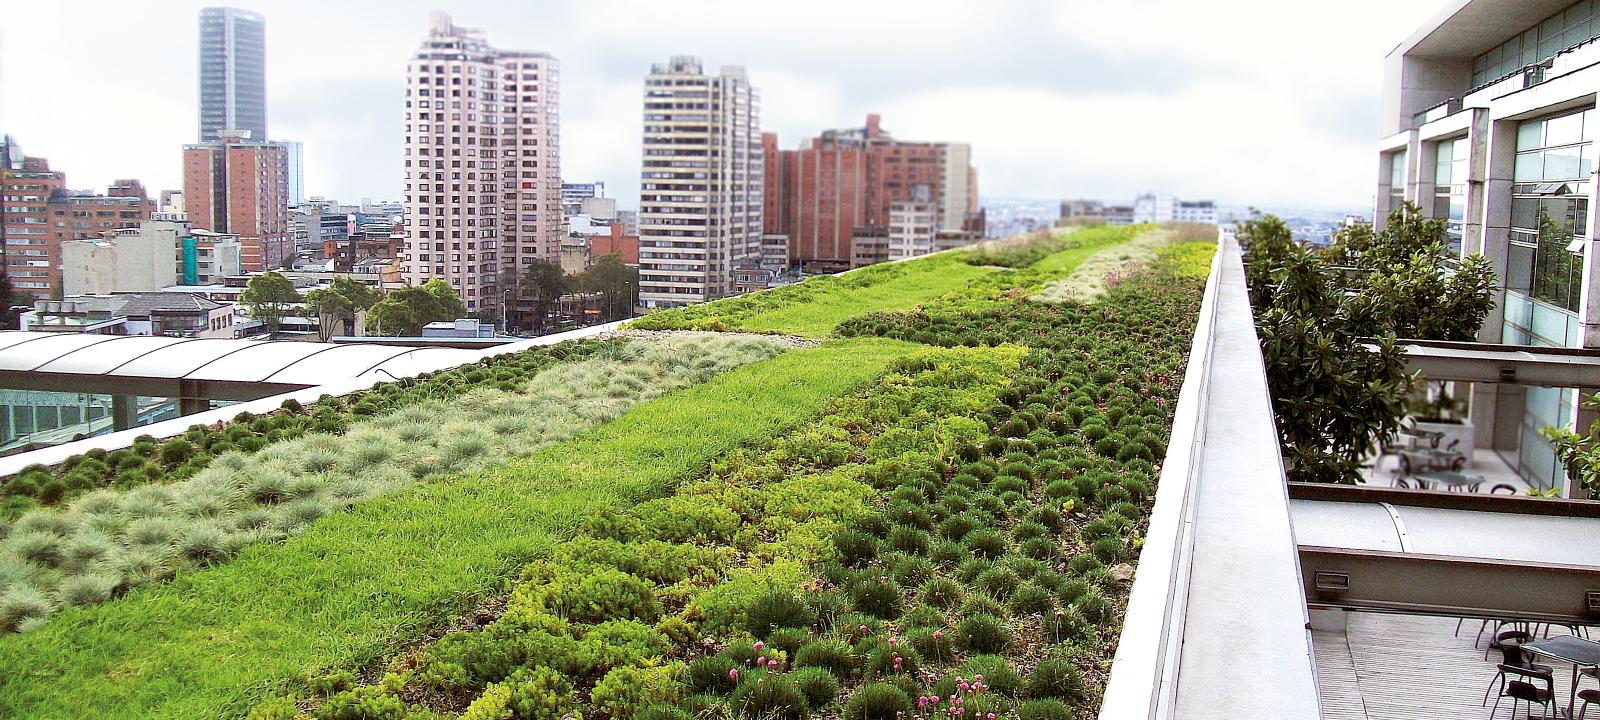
794, 639, 855, 678
1017, 698, 1073, 720
885, 526, 930, 555
953, 557, 991, 584
936, 514, 977, 542
850, 576, 905, 619
1010, 583, 1056, 616
746, 590, 811, 637
907, 626, 955, 663
1091, 536, 1125, 564
463, 666, 579, 720
974, 567, 1019, 599
957, 613, 1011, 654
591, 664, 684, 720
919, 577, 963, 609
963, 529, 1007, 559
637, 705, 693, 720
833, 527, 880, 566
686, 655, 739, 695
730, 672, 808, 720
929, 540, 965, 566
1019, 536, 1058, 561
959, 655, 1024, 696
1026, 659, 1085, 701
841, 683, 911, 720
888, 555, 933, 588
1075, 589, 1113, 625
314, 685, 411, 720
546, 567, 660, 623
791, 666, 840, 709
959, 592, 1006, 618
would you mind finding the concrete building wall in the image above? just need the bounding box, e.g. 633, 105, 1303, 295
61, 222, 181, 296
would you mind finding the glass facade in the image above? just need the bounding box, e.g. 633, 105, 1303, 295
1472, 0, 1600, 87
1498, 111, 1597, 490
1434, 136, 1468, 256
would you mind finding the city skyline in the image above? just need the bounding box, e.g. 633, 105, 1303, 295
2, 0, 1442, 212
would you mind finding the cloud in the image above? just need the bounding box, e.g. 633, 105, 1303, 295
0, 0, 1445, 214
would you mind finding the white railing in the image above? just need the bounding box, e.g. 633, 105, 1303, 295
1099, 233, 1321, 719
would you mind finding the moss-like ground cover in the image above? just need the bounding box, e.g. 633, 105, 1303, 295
0, 338, 921, 719
228, 253, 1205, 720
628, 225, 1143, 339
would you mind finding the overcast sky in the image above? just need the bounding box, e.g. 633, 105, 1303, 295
1, 0, 1443, 213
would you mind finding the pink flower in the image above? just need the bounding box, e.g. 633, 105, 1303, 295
932, 630, 944, 640
729, 668, 739, 683
753, 641, 764, 652
988, 714, 996, 720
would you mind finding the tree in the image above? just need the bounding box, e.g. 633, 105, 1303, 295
575, 253, 639, 322
0, 272, 33, 331
303, 277, 380, 341
240, 271, 300, 335
366, 278, 466, 336
1241, 203, 1497, 483
518, 258, 567, 333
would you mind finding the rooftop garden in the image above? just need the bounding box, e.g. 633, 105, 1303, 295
0, 225, 1214, 720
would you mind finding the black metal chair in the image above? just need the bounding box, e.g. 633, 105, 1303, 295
1486, 626, 1536, 661
1484, 639, 1554, 707
1490, 664, 1558, 719
1579, 688, 1600, 719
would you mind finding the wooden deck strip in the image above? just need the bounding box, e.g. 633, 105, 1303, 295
1312, 613, 1584, 719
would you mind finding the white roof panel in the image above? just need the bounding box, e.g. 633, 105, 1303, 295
264, 345, 412, 385
32, 336, 197, 375
0, 331, 55, 354
187, 342, 342, 383
1290, 499, 1600, 567
114, 339, 262, 379
0, 334, 121, 371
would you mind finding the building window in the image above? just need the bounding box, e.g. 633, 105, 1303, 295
1472, 0, 1600, 87
1433, 136, 1468, 256
1388, 148, 1407, 205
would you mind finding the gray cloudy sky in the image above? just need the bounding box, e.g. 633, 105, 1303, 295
1, 0, 1442, 212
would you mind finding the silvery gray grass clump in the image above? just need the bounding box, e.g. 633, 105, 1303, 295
0, 332, 787, 632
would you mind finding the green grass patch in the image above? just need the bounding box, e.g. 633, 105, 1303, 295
0, 338, 922, 720
629, 254, 995, 338
1158, 240, 1218, 278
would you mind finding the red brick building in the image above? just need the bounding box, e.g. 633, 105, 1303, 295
764, 114, 981, 272
589, 223, 640, 266
183, 130, 290, 272
1, 140, 151, 299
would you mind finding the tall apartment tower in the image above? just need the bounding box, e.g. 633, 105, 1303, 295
638, 56, 762, 308
198, 7, 267, 143
183, 130, 290, 271
403, 12, 560, 318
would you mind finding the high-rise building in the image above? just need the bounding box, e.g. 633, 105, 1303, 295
198, 7, 268, 144
762, 114, 981, 272
638, 56, 762, 308
403, 12, 561, 319
183, 129, 291, 271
